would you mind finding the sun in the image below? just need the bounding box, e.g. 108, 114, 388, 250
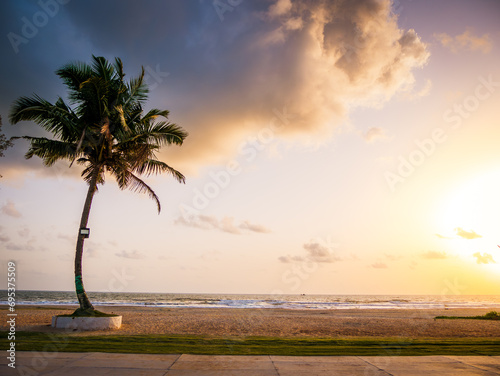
435, 168, 500, 250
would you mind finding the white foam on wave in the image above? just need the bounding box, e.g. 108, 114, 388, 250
3, 292, 500, 310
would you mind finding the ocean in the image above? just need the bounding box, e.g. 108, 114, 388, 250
2, 291, 500, 310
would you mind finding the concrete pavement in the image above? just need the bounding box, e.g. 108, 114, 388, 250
2, 352, 500, 375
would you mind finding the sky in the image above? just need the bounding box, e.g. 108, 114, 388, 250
1, 0, 500, 296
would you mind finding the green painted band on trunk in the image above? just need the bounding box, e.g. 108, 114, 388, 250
75, 275, 84, 294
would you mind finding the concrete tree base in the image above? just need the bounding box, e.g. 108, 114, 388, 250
51, 315, 122, 331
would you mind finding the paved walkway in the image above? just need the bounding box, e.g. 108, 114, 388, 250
2, 352, 500, 375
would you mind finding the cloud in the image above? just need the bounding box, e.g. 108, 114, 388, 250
279, 241, 341, 264
434, 28, 492, 54
58, 233, 74, 243
0, 0, 429, 178
175, 215, 270, 235
473, 252, 496, 265
5, 243, 24, 251
278, 255, 305, 263
421, 250, 448, 260
0, 226, 9, 242
455, 228, 482, 240
5, 242, 34, 251
435, 233, 452, 239
18, 227, 30, 238
363, 127, 389, 143
1, 201, 22, 218
303, 242, 342, 263
371, 262, 388, 269
115, 250, 145, 259
175, 214, 237, 233
85, 246, 98, 258
218, 217, 242, 235
239, 220, 272, 234
159, 0, 430, 171
268, 0, 293, 18
384, 253, 402, 261
437, 230, 482, 240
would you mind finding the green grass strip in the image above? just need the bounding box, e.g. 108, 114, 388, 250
435, 311, 500, 321
2, 332, 500, 356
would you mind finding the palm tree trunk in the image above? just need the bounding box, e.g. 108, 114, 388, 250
74, 169, 99, 312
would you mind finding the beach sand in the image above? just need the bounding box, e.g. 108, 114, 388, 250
2, 305, 500, 338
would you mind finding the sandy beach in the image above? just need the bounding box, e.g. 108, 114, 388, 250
2, 305, 500, 338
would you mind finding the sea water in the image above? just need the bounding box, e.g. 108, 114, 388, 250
2, 291, 500, 310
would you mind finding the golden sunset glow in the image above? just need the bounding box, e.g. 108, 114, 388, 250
437, 170, 500, 243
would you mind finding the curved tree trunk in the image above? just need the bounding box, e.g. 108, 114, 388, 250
74, 169, 99, 312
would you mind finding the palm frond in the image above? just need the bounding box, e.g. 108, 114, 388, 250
55, 61, 93, 95
107, 161, 161, 212
113, 57, 125, 81
128, 172, 161, 213
141, 108, 170, 123
125, 103, 144, 127
115, 105, 130, 132
81, 164, 104, 186
142, 121, 188, 146
91, 55, 114, 82
18, 136, 77, 166
125, 67, 148, 106
9, 95, 79, 141
69, 127, 87, 167
135, 159, 186, 183
79, 76, 110, 118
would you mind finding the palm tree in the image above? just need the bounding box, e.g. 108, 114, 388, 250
0, 115, 14, 178
9, 56, 188, 314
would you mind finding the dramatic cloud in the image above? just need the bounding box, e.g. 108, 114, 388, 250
473, 252, 496, 265
371, 262, 388, 269
115, 250, 146, 259
421, 250, 448, 260
175, 214, 270, 235
160, 0, 430, 171
1, 200, 22, 218
0, 0, 429, 176
279, 241, 341, 264
455, 228, 482, 240
434, 28, 492, 53
268, 0, 293, 17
